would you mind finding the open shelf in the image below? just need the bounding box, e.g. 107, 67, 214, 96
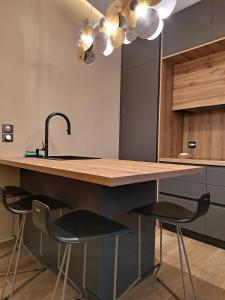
159, 36, 225, 162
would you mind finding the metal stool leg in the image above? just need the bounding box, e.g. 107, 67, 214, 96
1, 215, 45, 300
61, 245, 72, 300
113, 235, 119, 300
155, 220, 163, 276
177, 225, 196, 300
52, 244, 69, 300
0, 215, 25, 300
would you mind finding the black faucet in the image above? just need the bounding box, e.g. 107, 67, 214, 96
44, 112, 71, 158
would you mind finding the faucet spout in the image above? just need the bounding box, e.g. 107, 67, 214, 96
44, 112, 71, 158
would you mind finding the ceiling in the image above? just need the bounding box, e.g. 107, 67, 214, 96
87, 0, 202, 15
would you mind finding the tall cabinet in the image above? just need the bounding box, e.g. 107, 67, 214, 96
119, 38, 160, 162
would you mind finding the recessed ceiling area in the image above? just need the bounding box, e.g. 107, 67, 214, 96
87, 0, 202, 14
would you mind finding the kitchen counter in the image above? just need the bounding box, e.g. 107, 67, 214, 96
0, 157, 202, 187
159, 157, 225, 167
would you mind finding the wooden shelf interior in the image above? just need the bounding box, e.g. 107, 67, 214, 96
159, 36, 225, 161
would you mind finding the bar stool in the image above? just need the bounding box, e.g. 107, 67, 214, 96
129, 193, 210, 300
32, 200, 131, 300
0, 186, 32, 263
0, 187, 70, 300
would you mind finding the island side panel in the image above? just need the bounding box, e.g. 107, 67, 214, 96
21, 170, 156, 300
97, 181, 156, 299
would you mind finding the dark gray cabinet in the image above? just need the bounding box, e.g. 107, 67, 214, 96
159, 179, 206, 199
207, 185, 225, 206
123, 37, 160, 70
163, 0, 212, 56
212, 0, 225, 39
206, 205, 225, 241
159, 165, 225, 243
120, 38, 160, 162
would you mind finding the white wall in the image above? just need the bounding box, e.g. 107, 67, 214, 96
0, 0, 121, 159
0, 0, 121, 241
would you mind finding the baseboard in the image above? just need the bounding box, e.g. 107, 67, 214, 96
162, 223, 225, 250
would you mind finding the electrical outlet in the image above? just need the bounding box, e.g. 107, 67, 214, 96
188, 141, 196, 149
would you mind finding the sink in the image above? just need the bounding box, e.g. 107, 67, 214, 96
44, 155, 100, 161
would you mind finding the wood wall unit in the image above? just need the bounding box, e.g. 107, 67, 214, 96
173, 51, 225, 110
159, 36, 225, 161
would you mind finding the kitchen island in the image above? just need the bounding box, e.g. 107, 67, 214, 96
0, 157, 201, 299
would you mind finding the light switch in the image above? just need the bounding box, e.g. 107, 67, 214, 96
2, 124, 13, 133
2, 134, 13, 142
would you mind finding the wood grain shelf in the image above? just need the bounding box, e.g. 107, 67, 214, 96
163, 36, 225, 64
159, 158, 225, 167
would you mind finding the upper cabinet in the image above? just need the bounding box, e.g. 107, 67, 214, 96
212, 0, 225, 40
123, 37, 160, 70
163, 0, 212, 57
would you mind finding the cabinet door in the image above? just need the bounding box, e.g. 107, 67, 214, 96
212, 0, 225, 39
163, 0, 212, 56
159, 194, 206, 234
122, 37, 160, 70
206, 205, 225, 241
120, 60, 159, 162
159, 179, 206, 199
207, 185, 225, 206
207, 167, 225, 186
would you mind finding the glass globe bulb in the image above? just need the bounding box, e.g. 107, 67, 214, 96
135, 3, 149, 18
81, 33, 93, 49
124, 36, 131, 45
103, 40, 114, 56
104, 20, 118, 36
147, 18, 164, 40
154, 0, 177, 19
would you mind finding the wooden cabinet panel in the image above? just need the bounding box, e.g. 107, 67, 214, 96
159, 194, 206, 234
173, 51, 225, 110
207, 167, 225, 186
159, 179, 206, 199
163, 0, 212, 57
206, 204, 225, 240
212, 0, 225, 40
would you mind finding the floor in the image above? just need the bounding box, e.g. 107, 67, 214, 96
0, 229, 225, 299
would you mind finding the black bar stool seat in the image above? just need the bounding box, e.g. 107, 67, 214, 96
7, 194, 71, 215
49, 210, 130, 244
129, 201, 196, 223
7, 195, 34, 215
34, 195, 72, 210
5, 186, 32, 198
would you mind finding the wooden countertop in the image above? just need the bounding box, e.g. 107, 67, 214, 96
0, 157, 202, 187
160, 157, 225, 167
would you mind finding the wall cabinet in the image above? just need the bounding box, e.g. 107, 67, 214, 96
163, 0, 212, 57
212, 0, 225, 40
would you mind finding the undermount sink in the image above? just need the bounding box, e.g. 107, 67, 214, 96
44, 155, 100, 161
